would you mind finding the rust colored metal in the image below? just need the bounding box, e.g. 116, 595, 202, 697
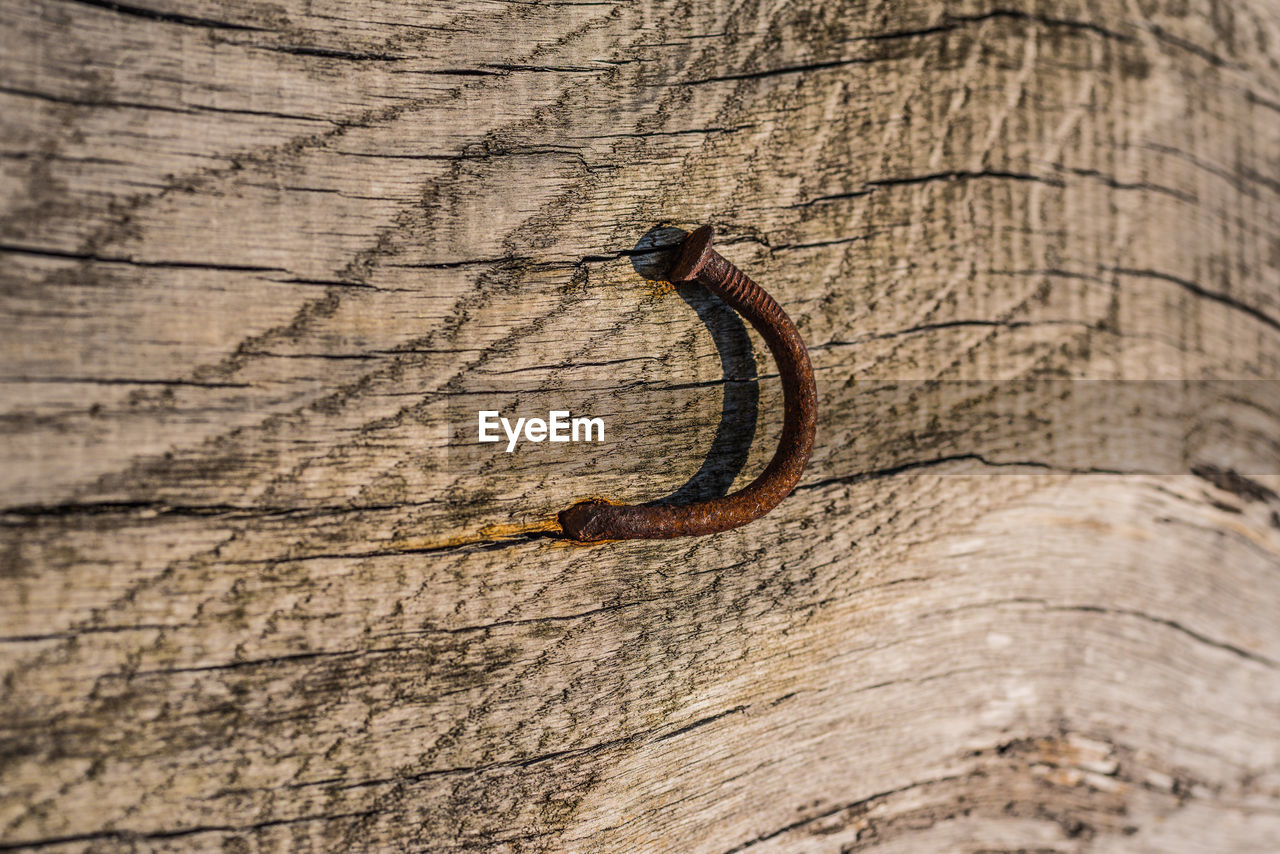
560, 225, 817, 541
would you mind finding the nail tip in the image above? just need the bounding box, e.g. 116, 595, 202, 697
559, 498, 611, 542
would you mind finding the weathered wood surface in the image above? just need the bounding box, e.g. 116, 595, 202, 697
3, 0, 1280, 850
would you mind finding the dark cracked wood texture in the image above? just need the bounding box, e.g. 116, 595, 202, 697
2, 0, 1280, 851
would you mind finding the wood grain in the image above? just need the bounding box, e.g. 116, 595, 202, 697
2, 0, 1279, 850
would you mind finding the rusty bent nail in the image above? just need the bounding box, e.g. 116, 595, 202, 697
560, 225, 817, 541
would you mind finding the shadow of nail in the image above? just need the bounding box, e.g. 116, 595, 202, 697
629, 225, 688, 282
629, 225, 759, 505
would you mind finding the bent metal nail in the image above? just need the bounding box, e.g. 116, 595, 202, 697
560, 225, 817, 542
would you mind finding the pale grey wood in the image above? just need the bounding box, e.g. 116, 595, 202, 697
2, 0, 1279, 851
